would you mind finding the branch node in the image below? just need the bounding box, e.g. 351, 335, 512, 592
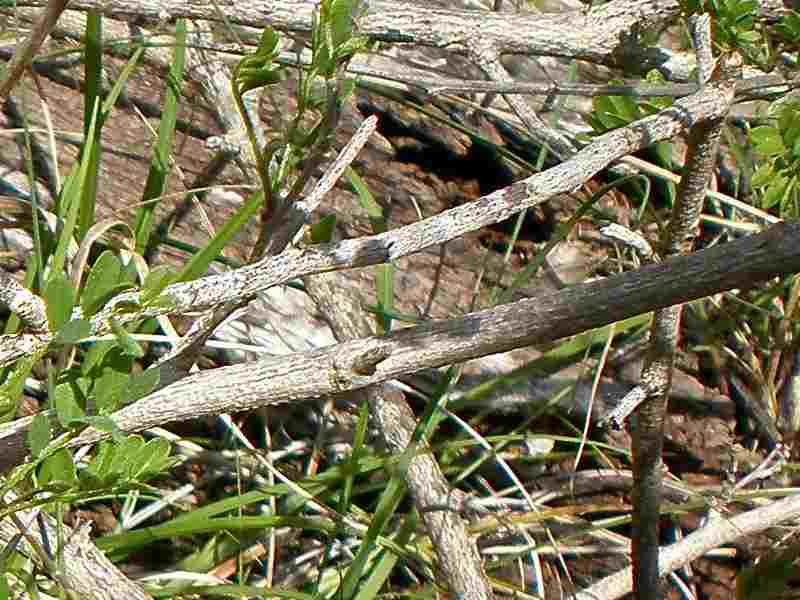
330, 342, 391, 390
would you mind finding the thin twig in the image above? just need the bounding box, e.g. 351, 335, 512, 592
577, 489, 800, 600
0, 0, 69, 99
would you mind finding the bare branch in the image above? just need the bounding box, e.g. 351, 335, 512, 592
0, 273, 48, 332
577, 490, 800, 600
70, 78, 736, 339
0, 502, 151, 600
0, 0, 69, 98
0, 221, 793, 474
631, 24, 735, 598
305, 272, 494, 600
17, 0, 682, 67
419, 73, 799, 99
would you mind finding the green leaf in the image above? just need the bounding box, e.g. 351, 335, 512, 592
308, 214, 337, 243
346, 167, 393, 333
53, 318, 92, 345
375, 264, 394, 335
135, 21, 186, 253
338, 77, 358, 102
777, 11, 800, 43
333, 35, 367, 63
652, 140, 675, 170
76, 11, 103, 242
347, 167, 385, 232
129, 437, 174, 480
141, 294, 177, 312
609, 94, 641, 123
176, 190, 264, 283
93, 346, 134, 414
781, 176, 799, 217
81, 340, 116, 375
54, 382, 85, 427
592, 96, 621, 131
27, 413, 52, 458
82, 437, 155, 487
81, 250, 123, 316
737, 29, 759, 43
329, 0, 356, 47
234, 27, 284, 96
779, 103, 798, 134
110, 319, 144, 359
82, 440, 115, 487
38, 448, 78, 487
43, 272, 75, 331
114, 436, 146, 479
141, 266, 176, 303
751, 126, 785, 157
0, 349, 44, 424
751, 162, 775, 188
120, 368, 159, 406
340, 472, 406, 600
341, 400, 369, 513
762, 173, 790, 208
354, 513, 416, 600
237, 68, 284, 95
74, 415, 125, 442
51, 98, 99, 272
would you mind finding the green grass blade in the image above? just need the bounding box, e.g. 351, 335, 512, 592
347, 167, 394, 334
98, 48, 143, 117
339, 473, 407, 599
340, 400, 370, 514
97, 515, 337, 556
135, 20, 187, 253
151, 584, 316, 599
176, 190, 264, 283
52, 99, 100, 275
353, 512, 418, 600
17, 110, 47, 292
76, 11, 103, 240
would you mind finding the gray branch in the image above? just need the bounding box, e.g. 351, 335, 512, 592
631, 26, 735, 598
16, 0, 683, 66
577, 490, 800, 600
0, 503, 152, 600
305, 272, 494, 600
0, 221, 796, 474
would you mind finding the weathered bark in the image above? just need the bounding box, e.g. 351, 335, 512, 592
305, 272, 494, 600
0, 220, 796, 474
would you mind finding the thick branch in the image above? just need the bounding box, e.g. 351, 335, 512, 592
0, 504, 151, 600
0, 221, 796, 473
63, 78, 736, 341
0, 64, 742, 372
305, 273, 494, 600
17, 0, 681, 66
